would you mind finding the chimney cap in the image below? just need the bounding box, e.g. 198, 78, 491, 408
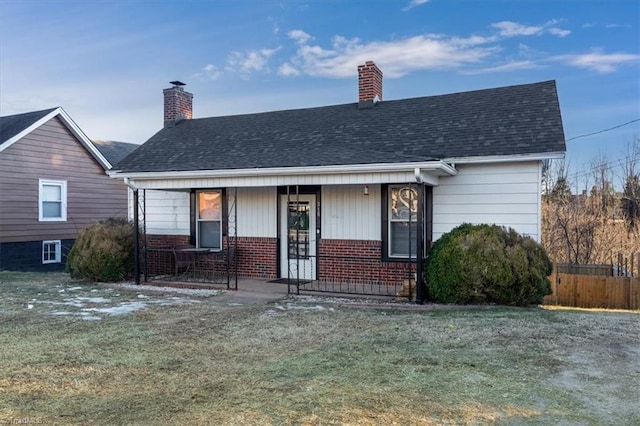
169, 80, 186, 86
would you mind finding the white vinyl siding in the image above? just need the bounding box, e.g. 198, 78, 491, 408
38, 179, 67, 221
42, 240, 61, 263
233, 187, 277, 238
433, 161, 542, 241
133, 190, 190, 235
321, 184, 381, 240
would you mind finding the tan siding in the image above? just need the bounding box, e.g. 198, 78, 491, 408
0, 117, 129, 243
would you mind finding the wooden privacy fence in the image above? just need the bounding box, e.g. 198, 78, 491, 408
543, 271, 640, 310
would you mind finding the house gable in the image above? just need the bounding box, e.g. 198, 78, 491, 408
1, 107, 112, 170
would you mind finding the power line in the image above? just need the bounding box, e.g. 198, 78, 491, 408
563, 153, 640, 181
566, 119, 640, 142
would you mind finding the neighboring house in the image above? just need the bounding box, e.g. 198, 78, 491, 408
110, 61, 566, 292
0, 107, 138, 271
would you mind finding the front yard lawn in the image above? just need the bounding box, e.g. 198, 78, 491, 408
0, 271, 638, 425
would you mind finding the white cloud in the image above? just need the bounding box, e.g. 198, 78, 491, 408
460, 60, 543, 75
491, 20, 571, 38
402, 0, 430, 11
548, 27, 571, 37
278, 63, 300, 76
282, 33, 497, 79
202, 64, 222, 80
492, 21, 543, 37
226, 47, 281, 73
553, 51, 640, 73
288, 29, 311, 45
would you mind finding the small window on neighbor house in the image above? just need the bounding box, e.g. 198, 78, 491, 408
389, 185, 418, 258
39, 179, 67, 221
196, 190, 222, 250
42, 240, 61, 264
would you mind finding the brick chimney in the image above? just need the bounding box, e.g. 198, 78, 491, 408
357, 61, 382, 108
163, 81, 193, 128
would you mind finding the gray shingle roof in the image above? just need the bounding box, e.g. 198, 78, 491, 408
114, 80, 566, 173
0, 108, 57, 146
92, 140, 139, 167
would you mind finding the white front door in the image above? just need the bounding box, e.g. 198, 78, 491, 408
280, 194, 316, 280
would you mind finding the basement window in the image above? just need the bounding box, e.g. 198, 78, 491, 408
43, 240, 61, 264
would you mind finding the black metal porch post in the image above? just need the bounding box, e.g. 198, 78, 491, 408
416, 183, 425, 304
133, 189, 140, 285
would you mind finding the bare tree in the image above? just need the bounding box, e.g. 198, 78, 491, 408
621, 136, 640, 234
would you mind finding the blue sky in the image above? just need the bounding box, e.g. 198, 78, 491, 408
1, 0, 638, 186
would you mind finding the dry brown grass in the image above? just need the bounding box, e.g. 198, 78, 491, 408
1, 271, 638, 425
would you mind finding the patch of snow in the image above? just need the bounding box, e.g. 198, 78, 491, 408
27, 304, 34, 309
67, 287, 83, 291
137, 294, 149, 299
63, 297, 112, 307
114, 283, 221, 297
82, 316, 102, 321
83, 301, 148, 316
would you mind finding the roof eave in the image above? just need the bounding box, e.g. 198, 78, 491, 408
443, 151, 565, 165
108, 160, 458, 180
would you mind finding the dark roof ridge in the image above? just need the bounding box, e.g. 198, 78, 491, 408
187, 80, 557, 122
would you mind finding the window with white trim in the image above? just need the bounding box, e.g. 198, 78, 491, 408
388, 185, 418, 258
39, 179, 67, 221
196, 190, 222, 250
42, 240, 62, 264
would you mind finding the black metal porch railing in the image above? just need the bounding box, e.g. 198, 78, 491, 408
286, 253, 416, 298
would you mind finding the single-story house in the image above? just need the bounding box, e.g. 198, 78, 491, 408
0, 107, 138, 271
109, 61, 566, 297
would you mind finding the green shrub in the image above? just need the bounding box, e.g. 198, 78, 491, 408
426, 224, 552, 306
67, 218, 135, 282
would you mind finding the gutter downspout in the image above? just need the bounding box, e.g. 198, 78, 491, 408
124, 178, 140, 285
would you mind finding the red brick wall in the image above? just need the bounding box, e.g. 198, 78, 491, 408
232, 237, 278, 279
143, 235, 413, 284
143, 235, 277, 280
144, 235, 191, 276
318, 239, 415, 286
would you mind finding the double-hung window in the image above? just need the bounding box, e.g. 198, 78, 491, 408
42, 240, 62, 264
388, 185, 418, 258
39, 179, 67, 221
196, 190, 222, 250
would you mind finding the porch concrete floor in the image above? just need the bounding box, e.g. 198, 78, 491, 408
142, 277, 292, 305
142, 277, 408, 304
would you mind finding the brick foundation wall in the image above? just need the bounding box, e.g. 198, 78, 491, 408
318, 239, 415, 286
144, 235, 191, 276
143, 235, 413, 284
232, 237, 278, 279
143, 235, 277, 280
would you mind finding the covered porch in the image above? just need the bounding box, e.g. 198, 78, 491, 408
123, 161, 457, 300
